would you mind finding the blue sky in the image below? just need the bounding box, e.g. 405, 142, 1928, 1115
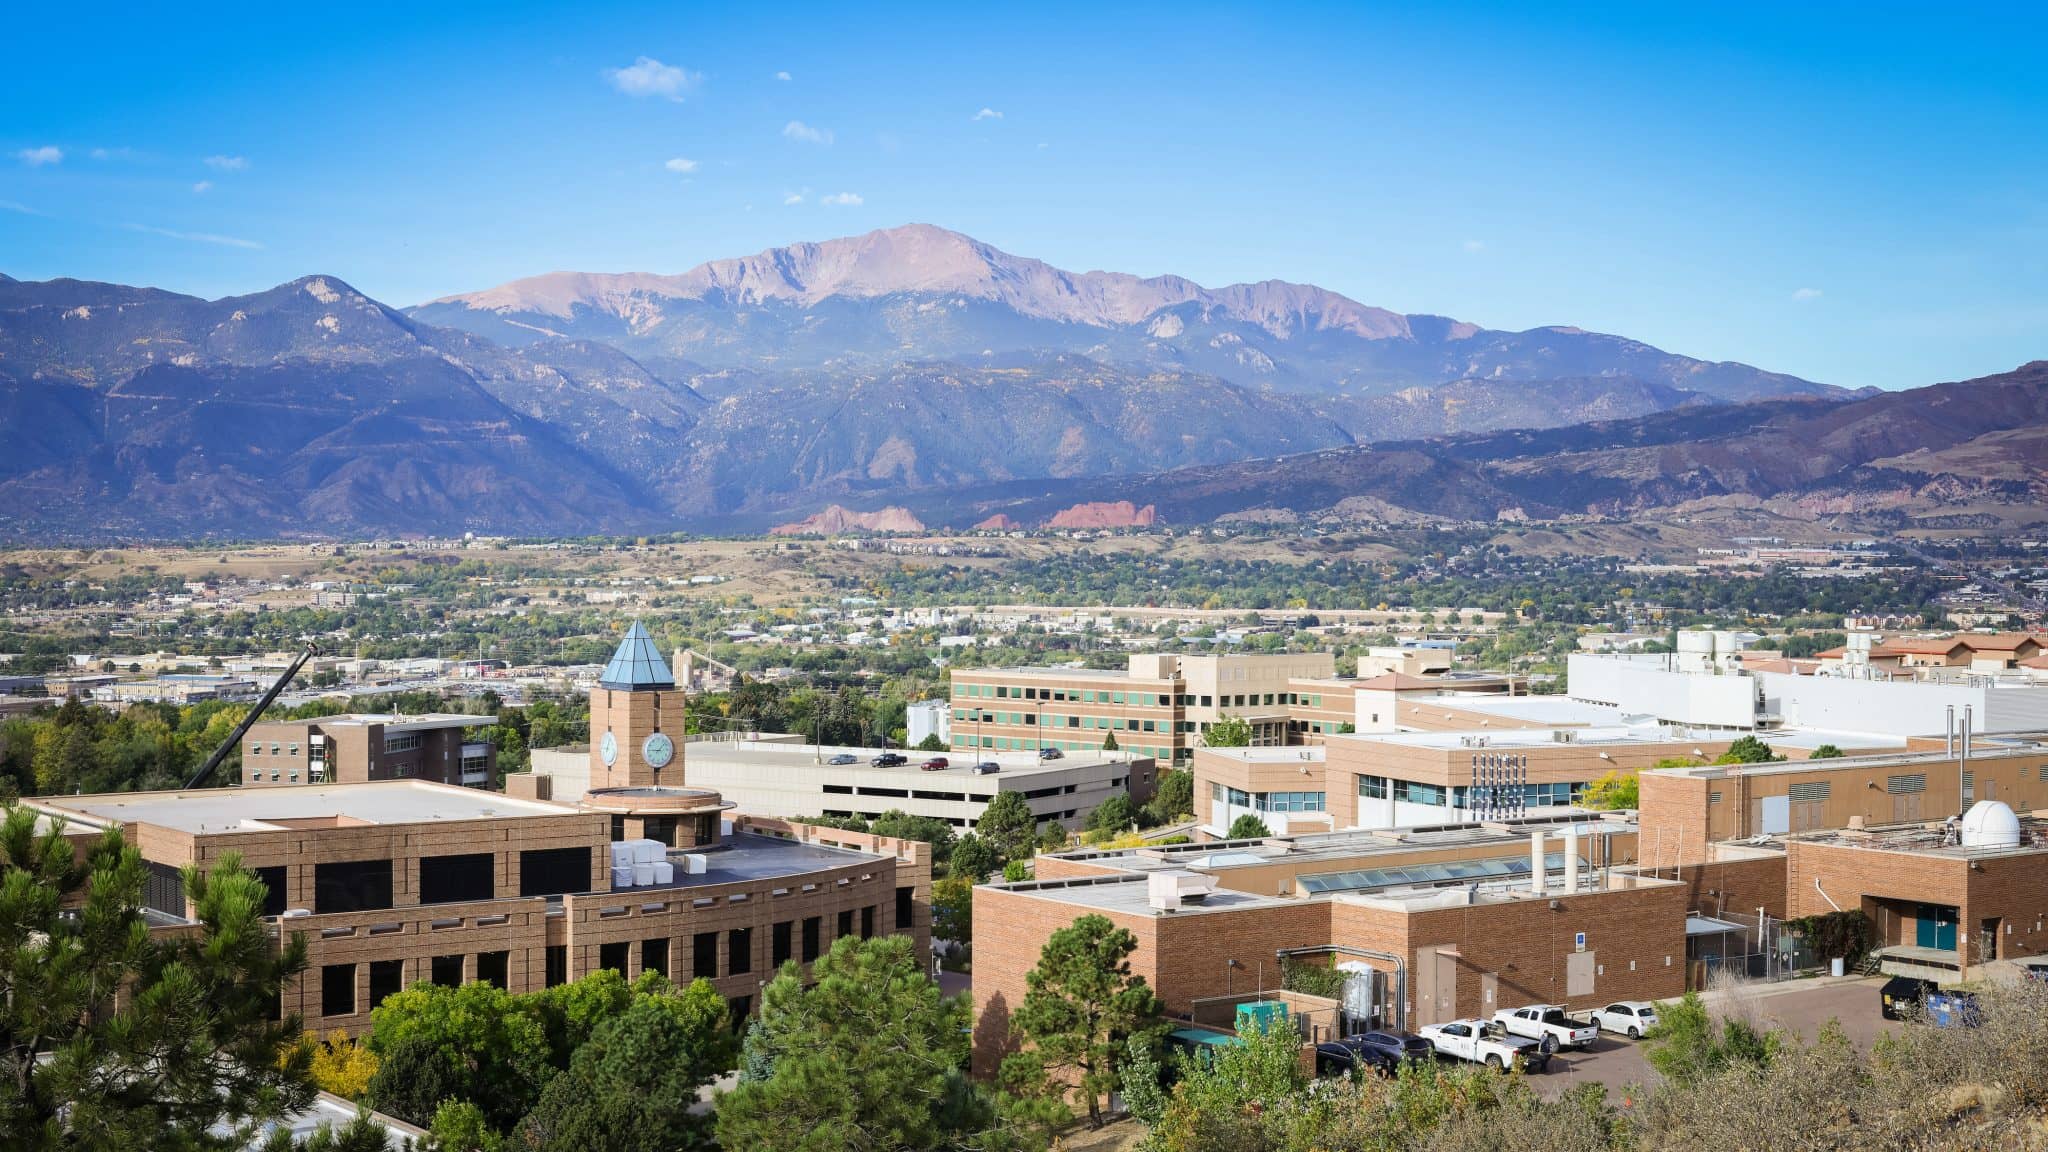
4, 1, 2043, 389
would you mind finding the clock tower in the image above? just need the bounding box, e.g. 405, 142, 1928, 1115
589, 621, 687, 791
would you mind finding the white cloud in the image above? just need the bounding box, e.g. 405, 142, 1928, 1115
972, 107, 1002, 121
664, 157, 699, 174
605, 56, 700, 101
820, 192, 862, 206
0, 199, 46, 216
204, 154, 248, 171
783, 192, 805, 205
89, 147, 137, 161
15, 146, 62, 167
782, 120, 833, 145
1792, 287, 1823, 301
192, 181, 213, 194
1462, 239, 1485, 253
775, 70, 792, 81
123, 222, 261, 249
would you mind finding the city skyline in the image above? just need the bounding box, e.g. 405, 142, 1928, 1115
4, 2, 2045, 390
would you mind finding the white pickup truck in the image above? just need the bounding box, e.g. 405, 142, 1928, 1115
1417, 1019, 1551, 1073
1492, 1004, 1599, 1050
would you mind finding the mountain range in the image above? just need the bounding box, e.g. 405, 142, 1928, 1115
2, 224, 2034, 540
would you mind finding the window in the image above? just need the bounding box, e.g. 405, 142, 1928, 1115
694, 932, 719, 979
322, 964, 356, 1018
144, 861, 186, 918
600, 941, 629, 975
802, 917, 821, 963
837, 909, 854, 939
546, 945, 568, 988
431, 954, 464, 988
861, 906, 875, 939
772, 921, 793, 967
383, 732, 421, 754
1394, 780, 1447, 807
369, 959, 404, 1009
727, 995, 751, 1029
314, 859, 393, 914
728, 927, 753, 975
254, 865, 287, 917
419, 852, 494, 905
896, 886, 915, 932
642, 937, 669, 979
476, 950, 509, 990
460, 752, 490, 777
520, 847, 591, 897
1257, 791, 1325, 813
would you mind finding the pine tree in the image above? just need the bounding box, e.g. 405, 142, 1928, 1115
1004, 913, 1163, 1127
0, 805, 316, 1150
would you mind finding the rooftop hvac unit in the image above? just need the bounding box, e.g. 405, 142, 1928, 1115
633, 839, 664, 864
650, 860, 674, 884
611, 865, 633, 889
682, 854, 709, 875
1147, 870, 1218, 911
632, 862, 656, 886
1553, 730, 1576, 743
281, 908, 312, 919
609, 842, 636, 868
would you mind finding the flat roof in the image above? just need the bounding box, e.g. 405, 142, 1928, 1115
1199, 746, 1327, 764
1650, 739, 2048, 780
1785, 816, 2048, 860
1429, 696, 1633, 726
953, 666, 1142, 681
684, 740, 1135, 779
1350, 725, 1670, 752
986, 873, 1295, 916
38, 780, 580, 835
633, 830, 888, 891
1043, 813, 1633, 876
255, 712, 493, 732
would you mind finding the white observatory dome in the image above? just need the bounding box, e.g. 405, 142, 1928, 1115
1959, 800, 2022, 849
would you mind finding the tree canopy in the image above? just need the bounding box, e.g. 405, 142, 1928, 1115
1200, 716, 1254, 748
0, 805, 315, 1151
1004, 913, 1163, 1128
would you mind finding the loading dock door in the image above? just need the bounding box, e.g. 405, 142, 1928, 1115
1413, 946, 1458, 1026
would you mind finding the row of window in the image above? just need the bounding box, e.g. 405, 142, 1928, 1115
954, 709, 1182, 734
383, 732, 423, 754
1355, 774, 1585, 809
247, 741, 301, 757
956, 684, 1329, 709
1208, 783, 1327, 813
291, 847, 594, 914
319, 891, 917, 1019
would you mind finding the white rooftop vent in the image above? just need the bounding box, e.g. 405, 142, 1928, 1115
1147, 870, 1217, 911
1960, 801, 2022, 849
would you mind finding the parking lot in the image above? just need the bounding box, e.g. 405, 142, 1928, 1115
1529, 976, 1895, 1098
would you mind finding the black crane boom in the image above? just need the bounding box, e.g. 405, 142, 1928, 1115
184, 641, 321, 789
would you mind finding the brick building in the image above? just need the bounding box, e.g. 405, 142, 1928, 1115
241, 713, 497, 789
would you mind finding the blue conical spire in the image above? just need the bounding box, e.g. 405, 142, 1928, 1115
598, 621, 676, 690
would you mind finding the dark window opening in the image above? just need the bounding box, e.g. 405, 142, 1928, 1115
254, 865, 288, 917
727, 995, 751, 1030
772, 921, 793, 967
322, 963, 357, 1018
600, 941, 628, 975
861, 905, 875, 940
837, 909, 854, 940
369, 959, 404, 1009
315, 859, 393, 914
728, 927, 753, 975
895, 886, 914, 932
693, 932, 718, 979
419, 852, 494, 905
545, 945, 568, 988
476, 950, 509, 990
642, 937, 669, 979
802, 916, 821, 963
520, 847, 592, 898
431, 954, 463, 988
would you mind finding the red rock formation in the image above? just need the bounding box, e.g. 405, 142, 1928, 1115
1044, 501, 1157, 529
972, 513, 1022, 531
770, 505, 926, 535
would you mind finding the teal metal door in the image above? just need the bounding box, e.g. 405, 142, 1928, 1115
1916, 905, 1957, 951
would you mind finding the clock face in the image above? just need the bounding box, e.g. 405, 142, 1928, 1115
643, 732, 675, 769
599, 731, 619, 766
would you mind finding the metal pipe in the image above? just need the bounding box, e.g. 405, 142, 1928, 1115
1275, 945, 1408, 1032
1531, 830, 1547, 896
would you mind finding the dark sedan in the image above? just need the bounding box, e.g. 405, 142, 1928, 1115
1314, 1030, 1436, 1077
